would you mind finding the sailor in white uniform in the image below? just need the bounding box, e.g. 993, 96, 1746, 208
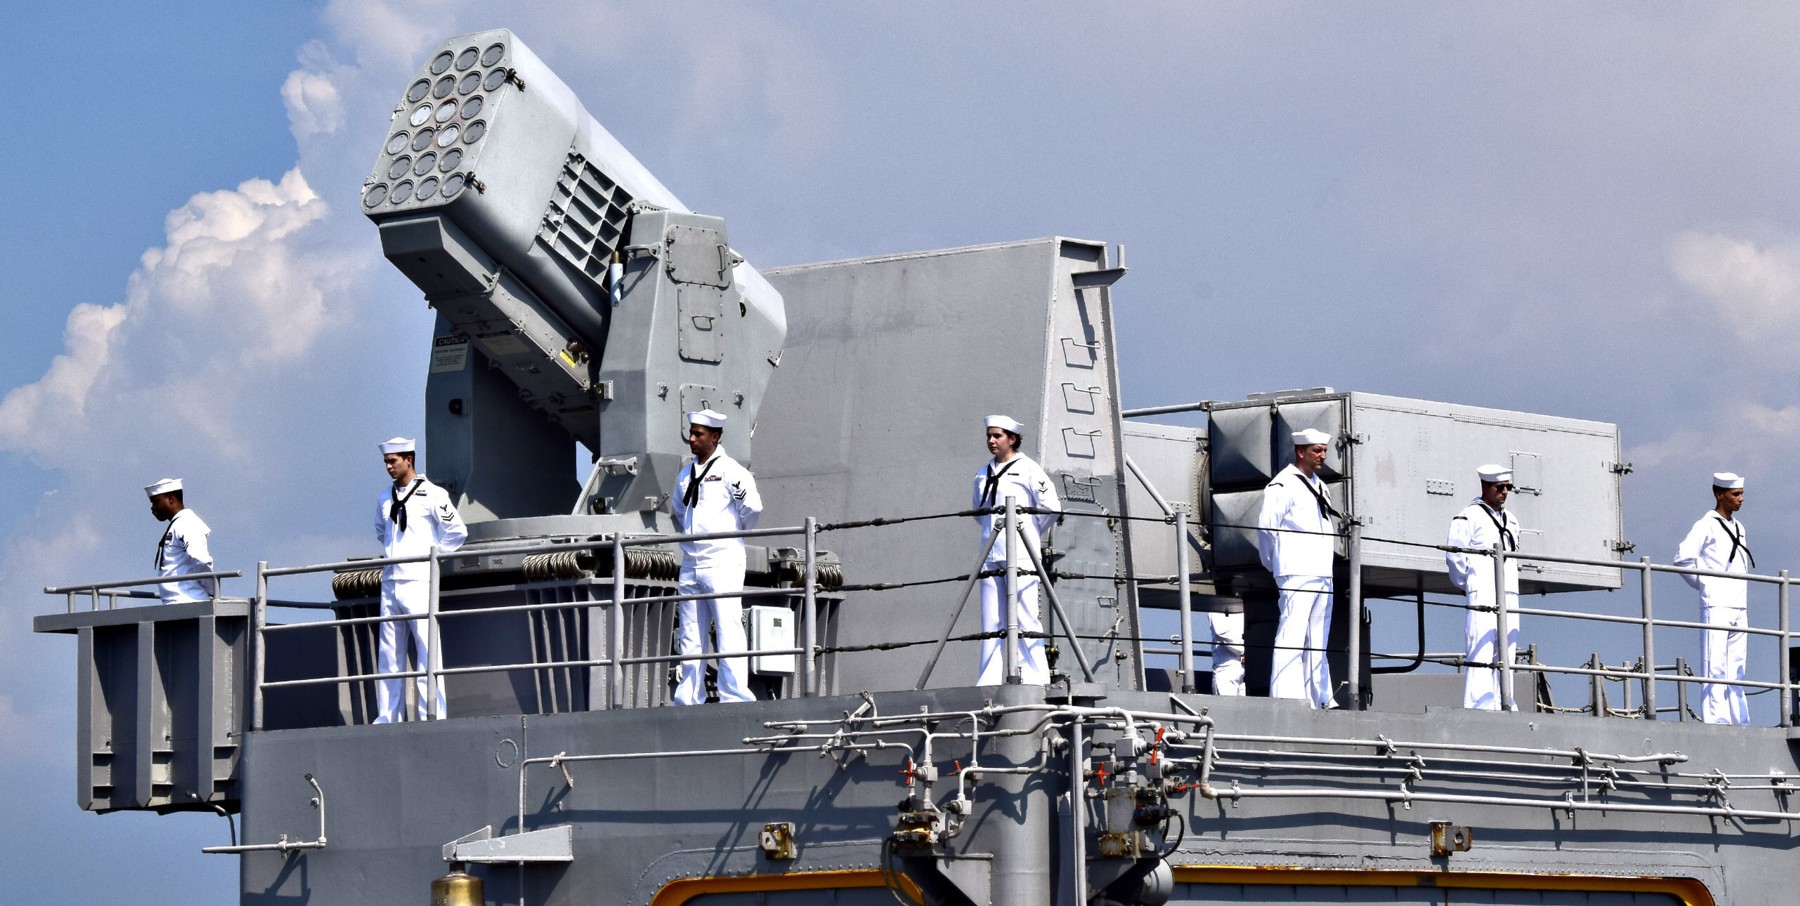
1257, 428, 1339, 707
1445, 464, 1523, 711
1674, 472, 1752, 725
373, 437, 467, 723
1208, 610, 1246, 696
146, 478, 215, 605
971, 414, 1062, 686
669, 409, 763, 705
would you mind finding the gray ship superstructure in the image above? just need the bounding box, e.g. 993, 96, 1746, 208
35, 29, 1800, 906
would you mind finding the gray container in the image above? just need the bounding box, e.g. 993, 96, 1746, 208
1208, 390, 1625, 595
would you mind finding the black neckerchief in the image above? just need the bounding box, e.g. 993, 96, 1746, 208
683, 454, 720, 509
1713, 515, 1754, 569
390, 478, 424, 533
154, 515, 177, 568
1479, 502, 1516, 552
1290, 469, 1339, 521
980, 458, 1021, 508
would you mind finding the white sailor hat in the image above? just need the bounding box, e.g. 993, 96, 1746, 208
687, 409, 727, 429
378, 437, 415, 455
144, 478, 183, 498
1291, 428, 1332, 446
1713, 472, 1745, 489
1477, 464, 1513, 484
985, 414, 1024, 435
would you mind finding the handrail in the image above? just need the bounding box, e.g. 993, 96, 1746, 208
255, 523, 811, 579
46, 568, 244, 594
50, 499, 1790, 730
45, 569, 245, 613
1126, 512, 1795, 725
247, 517, 833, 728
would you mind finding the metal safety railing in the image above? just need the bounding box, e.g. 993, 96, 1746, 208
247, 517, 828, 730
46, 496, 1794, 730
1480, 545, 1790, 724
46, 568, 243, 611
1135, 510, 1796, 726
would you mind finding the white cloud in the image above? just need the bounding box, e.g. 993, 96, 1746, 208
1625, 400, 1799, 479
323, 0, 449, 75
0, 169, 343, 468
0, 304, 126, 459
1669, 230, 1800, 342
283, 66, 345, 139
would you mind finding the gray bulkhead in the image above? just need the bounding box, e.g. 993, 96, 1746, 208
758, 238, 1142, 693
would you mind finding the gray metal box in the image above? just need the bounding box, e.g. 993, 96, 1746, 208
1121, 422, 1204, 584
1209, 391, 1624, 595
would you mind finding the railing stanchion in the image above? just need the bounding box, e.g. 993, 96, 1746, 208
1347, 520, 1364, 710
253, 561, 268, 732
915, 528, 1002, 690
1675, 657, 1689, 721
1003, 497, 1021, 684
1175, 508, 1194, 694
1781, 570, 1792, 729
426, 545, 442, 720
802, 516, 819, 697
610, 536, 625, 710
1589, 653, 1604, 718
1495, 542, 1514, 712
1640, 557, 1657, 721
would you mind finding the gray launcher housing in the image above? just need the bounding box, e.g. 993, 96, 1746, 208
1207, 390, 1626, 596
362, 29, 785, 525
757, 239, 1144, 691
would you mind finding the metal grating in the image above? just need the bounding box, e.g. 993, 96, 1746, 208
539, 150, 636, 282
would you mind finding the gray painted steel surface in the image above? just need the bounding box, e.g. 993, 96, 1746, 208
1208, 391, 1625, 595
224, 686, 1797, 904
758, 240, 1143, 694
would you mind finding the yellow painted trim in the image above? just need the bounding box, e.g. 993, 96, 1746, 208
650, 868, 923, 905
1174, 865, 1715, 906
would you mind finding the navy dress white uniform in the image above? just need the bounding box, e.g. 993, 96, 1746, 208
669, 410, 764, 706
1208, 610, 1246, 696
1446, 464, 1523, 711
373, 437, 467, 723
1256, 428, 1339, 707
971, 414, 1062, 686
1674, 472, 1752, 726
146, 478, 215, 605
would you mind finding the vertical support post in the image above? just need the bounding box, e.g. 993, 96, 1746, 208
1495, 542, 1514, 712
1003, 497, 1021, 684
1590, 654, 1604, 718
1068, 715, 1087, 902
1347, 520, 1364, 710
426, 545, 443, 720
1174, 509, 1194, 694
1640, 557, 1657, 721
1675, 657, 1689, 721
252, 561, 268, 732
802, 516, 819, 697
1781, 570, 1792, 729
915, 529, 1004, 690
609, 536, 625, 710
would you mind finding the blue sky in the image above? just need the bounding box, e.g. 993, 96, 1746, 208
8, 3, 1800, 901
